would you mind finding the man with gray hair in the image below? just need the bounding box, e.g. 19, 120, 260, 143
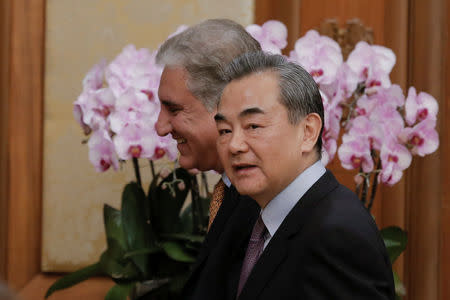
153, 19, 261, 299
215, 51, 395, 299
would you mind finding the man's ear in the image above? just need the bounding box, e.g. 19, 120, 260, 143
300, 113, 322, 153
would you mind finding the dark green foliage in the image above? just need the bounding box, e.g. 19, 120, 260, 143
46, 168, 211, 300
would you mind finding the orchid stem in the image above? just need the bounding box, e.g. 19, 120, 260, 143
149, 160, 156, 179
367, 158, 382, 212
132, 158, 142, 188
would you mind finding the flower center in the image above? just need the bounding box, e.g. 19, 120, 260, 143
100, 159, 111, 171
417, 108, 428, 121
154, 147, 166, 159
310, 69, 324, 77
351, 156, 362, 168
141, 90, 154, 101
410, 135, 424, 146
129, 145, 142, 158
388, 155, 398, 163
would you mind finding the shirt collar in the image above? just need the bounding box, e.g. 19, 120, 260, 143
222, 173, 231, 188
261, 160, 326, 238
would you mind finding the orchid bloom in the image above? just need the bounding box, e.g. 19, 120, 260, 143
379, 138, 412, 185
246, 20, 288, 54
347, 116, 384, 151
88, 129, 119, 172
346, 41, 396, 90
404, 87, 438, 126
113, 125, 158, 160
338, 135, 374, 172
399, 119, 439, 157
105, 45, 162, 98
289, 30, 343, 85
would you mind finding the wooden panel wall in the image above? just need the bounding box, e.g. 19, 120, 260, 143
4, 0, 46, 290
406, 1, 447, 299
441, 2, 450, 299
0, 0, 11, 282
255, 1, 449, 299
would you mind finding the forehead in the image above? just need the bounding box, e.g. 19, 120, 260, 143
158, 66, 192, 103
220, 71, 281, 112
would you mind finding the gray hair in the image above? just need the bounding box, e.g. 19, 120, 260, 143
156, 19, 261, 111
222, 51, 324, 153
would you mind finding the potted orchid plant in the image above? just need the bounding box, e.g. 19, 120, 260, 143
46, 20, 439, 300
46, 42, 211, 300
247, 20, 439, 299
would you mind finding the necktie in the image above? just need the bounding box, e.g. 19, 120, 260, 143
208, 179, 225, 231
237, 215, 267, 297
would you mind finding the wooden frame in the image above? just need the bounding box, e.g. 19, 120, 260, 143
0, 0, 11, 281
2, 0, 45, 290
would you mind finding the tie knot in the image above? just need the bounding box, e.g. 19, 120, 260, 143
250, 215, 267, 242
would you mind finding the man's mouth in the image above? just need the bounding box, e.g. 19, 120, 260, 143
232, 163, 257, 172
175, 137, 187, 144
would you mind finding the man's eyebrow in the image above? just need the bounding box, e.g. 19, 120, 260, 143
239, 107, 265, 118
160, 99, 179, 107
214, 113, 226, 122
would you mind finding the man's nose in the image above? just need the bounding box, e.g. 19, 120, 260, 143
229, 130, 248, 154
155, 110, 172, 136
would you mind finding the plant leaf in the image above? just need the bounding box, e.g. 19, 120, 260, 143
105, 283, 135, 300
99, 239, 140, 283
380, 226, 408, 263
160, 233, 204, 243
124, 246, 162, 259
103, 204, 127, 250
45, 263, 102, 298
122, 182, 155, 277
161, 241, 196, 263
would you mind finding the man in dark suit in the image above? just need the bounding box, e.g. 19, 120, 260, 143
214, 51, 395, 299
154, 19, 261, 299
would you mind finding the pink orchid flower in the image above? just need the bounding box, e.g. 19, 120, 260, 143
346, 41, 396, 89
88, 129, 119, 172
113, 125, 158, 160
404, 87, 438, 126
246, 20, 288, 54
289, 30, 343, 85
379, 138, 412, 185
399, 119, 439, 156
338, 135, 374, 172
105, 45, 162, 98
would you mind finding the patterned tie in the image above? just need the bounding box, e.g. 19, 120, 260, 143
237, 215, 267, 297
208, 179, 225, 231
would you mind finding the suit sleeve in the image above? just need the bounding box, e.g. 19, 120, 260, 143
299, 222, 395, 300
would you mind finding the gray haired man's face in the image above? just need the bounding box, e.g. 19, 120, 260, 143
156, 67, 223, 172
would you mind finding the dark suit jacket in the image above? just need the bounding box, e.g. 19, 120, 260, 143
234, 170, 395, 300
185, 170, 395, 300
182, 184, 260, 300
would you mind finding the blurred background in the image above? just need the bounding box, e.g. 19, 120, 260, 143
0, 0, 449, 299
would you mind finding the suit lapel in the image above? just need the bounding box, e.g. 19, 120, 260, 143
237, 170, 339, 299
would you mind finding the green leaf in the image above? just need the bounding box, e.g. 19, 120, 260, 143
103, 204, 127, 250
161, 241, 196, 263
105, 283, 135, 300
122, 182, 156, 277
45, 263, 101, 298
380, 226, 408, 263
178, 204, 193, 233
124, 246, 162, 259
150, 169, 192, 234
393, 270, 406, 297
99, 239, 140, 282
160, 233, 204, 243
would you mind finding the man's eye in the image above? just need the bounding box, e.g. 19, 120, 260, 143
168, 106, 181, 113
218, 129, 231, 136
249, 124, 260, 130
